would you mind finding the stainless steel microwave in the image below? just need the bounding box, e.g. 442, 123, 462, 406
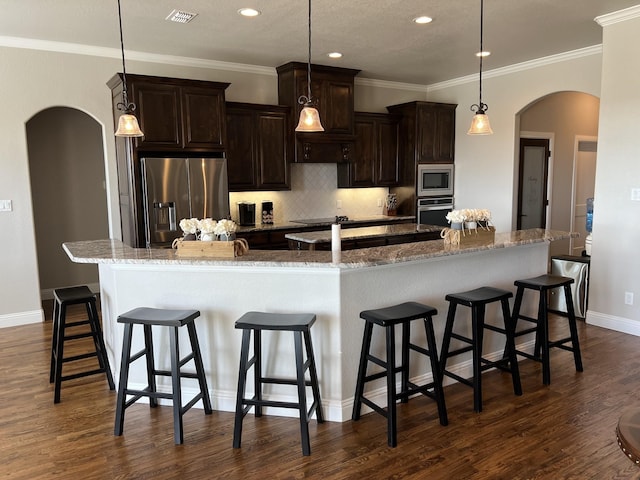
417, 164, 454, 197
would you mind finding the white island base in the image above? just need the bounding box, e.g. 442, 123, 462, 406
67, 233, 564, 423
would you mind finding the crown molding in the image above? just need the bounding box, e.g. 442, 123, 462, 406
0, 35, 276, 77
355, 76, 427, 93
427, 44, 602, 92
595, 5, 640, 26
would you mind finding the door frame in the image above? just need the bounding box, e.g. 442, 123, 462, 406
518, 131, 555, 230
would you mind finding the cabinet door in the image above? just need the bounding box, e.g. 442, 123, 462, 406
322, 79, 354, 134
377, 117, 400, 186
182, 86, 226, 149
256, 111, 289, 189
434, 105, 456, 163
226, 108, 257, 191
349, 119, 376, 186
132, 82, 182, 149
416, 104, 455, 164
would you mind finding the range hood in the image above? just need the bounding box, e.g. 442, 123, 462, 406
277, 62, 360, 163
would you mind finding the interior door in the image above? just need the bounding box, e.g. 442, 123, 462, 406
517, 138, 550, 229
571, 138, 597, 254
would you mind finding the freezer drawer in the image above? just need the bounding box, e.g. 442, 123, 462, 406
549, 255, 590, 318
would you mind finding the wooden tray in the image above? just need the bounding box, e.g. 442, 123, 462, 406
174, 239, 247, 258
459, 226, 496, 245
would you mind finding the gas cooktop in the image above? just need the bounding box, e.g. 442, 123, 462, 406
292, 216, 350, 225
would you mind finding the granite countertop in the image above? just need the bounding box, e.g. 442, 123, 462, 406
235, 215, 415, 233
285, 223, 441, 244
63, 229, 577, 269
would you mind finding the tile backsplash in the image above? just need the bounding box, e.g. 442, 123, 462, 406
229, 163, 389, 223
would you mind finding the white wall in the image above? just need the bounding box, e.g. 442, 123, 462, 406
587, 11, 640, 332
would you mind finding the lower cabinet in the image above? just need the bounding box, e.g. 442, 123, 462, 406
226, 102, 291, 191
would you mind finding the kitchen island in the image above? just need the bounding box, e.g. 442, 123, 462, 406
64, 229, 574, 422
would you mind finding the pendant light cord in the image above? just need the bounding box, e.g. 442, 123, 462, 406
478, 0, 484, 110
116, 0, 134, 113
306, 0, 312, 102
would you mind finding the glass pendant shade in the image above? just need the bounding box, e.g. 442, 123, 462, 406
467, 112, 493, 135
296, 105, 324, 132
115, 113, 144, 137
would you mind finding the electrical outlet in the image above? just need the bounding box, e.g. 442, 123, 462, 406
625, 292, 634, 305
0, 200, 12, 212
336, 199, 342, 209
377, 198, 382, 207
631, 188, 640, 202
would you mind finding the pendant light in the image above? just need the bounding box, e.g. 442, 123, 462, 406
467, 0, 493, 135
295, 0, 324, 132
114, 0, 143, 137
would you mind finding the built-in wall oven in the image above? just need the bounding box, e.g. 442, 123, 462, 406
417, 196, 454, 227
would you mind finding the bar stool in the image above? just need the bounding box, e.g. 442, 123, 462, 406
233, 311, 323, 456
439, 287, 522, 413
352, 302, 448, 448
50, 285, 115, 403
510, 274, 583, 385
114, 307, 212, 445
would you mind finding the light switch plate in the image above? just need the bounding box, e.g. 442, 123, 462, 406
0, 200, 12, 212
631, 188, 640, 201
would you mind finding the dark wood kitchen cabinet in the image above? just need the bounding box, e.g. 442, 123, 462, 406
337, 112, 400, 188
387, 101, 456, 165
226, 102, 291, 191
277, 62, 360, 163
108, 74, 230, 152
107, 74, 230, 247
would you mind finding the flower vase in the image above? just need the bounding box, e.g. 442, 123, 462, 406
450, 222, 463, 230
200, 232, 215, 242
219, 233, 236, 242
465, 221, 477, 230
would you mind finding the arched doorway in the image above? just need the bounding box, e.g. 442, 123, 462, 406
518, 91, 599, 257
26, 107, 108, 300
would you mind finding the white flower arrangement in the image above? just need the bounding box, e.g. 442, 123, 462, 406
179, 217, 199, 235
213, 218, 238, 237
446, 210, 466, 224
197, 218, 218, 234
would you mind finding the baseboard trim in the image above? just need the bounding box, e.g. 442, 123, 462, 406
586, 310, 640, 336
0, 309, 43, 328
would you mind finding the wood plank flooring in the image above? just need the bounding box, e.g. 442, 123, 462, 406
1, 303, 640, 479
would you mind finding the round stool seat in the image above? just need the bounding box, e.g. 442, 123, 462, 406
235, 311, 315, 331
445, 286, 512, 306
514, 274, 574, 290
360, 301, 437, 326
117, 307, 200, 326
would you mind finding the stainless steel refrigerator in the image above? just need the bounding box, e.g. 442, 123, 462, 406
141, 156, 230, 247
549, 255, 590, 318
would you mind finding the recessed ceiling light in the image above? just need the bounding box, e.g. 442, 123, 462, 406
476, 51, 491, 57
238, 8, 261, 17
413, 16, 433, 24
165, 9, 198, 24
327, 52, 343, 59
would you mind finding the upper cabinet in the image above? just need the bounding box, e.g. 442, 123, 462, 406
337, 112, 400, 188
386, 101, 457, 165
226, 102, 291, 191
277, 62, 360, 163
108, 74, 230, 152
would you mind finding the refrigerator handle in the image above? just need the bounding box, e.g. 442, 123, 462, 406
153, 202, 177, 232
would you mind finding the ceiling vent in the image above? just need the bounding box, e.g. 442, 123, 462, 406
165, 9, 198, 24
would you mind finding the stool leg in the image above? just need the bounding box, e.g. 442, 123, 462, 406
294, 331, 311, 456
254, 330, 263, 417
511, 287, 525, 354
187, 322, 212, 414
423, 317, 448, 426
400, 322, 410, 404
233, 329, 251, 449
563, 284, 584, 372
352, 322, 373, 421
303, 330, 324, 423
538, 292, 551, 385
143, 325, 158, 407
169, 326, 184, 445
87, 298, 115, 390
501, 298, 522, 396
50, 299, 60, 383
386, 324, 398, 448
114, 322, 134, 436
53, 303, 67, 404
439, 302, 458, 379
471, 305, 485, 413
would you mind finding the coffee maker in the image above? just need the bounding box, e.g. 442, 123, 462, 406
237, 202, 256, 226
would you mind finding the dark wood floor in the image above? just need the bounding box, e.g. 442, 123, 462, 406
2, 303, 640, 479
